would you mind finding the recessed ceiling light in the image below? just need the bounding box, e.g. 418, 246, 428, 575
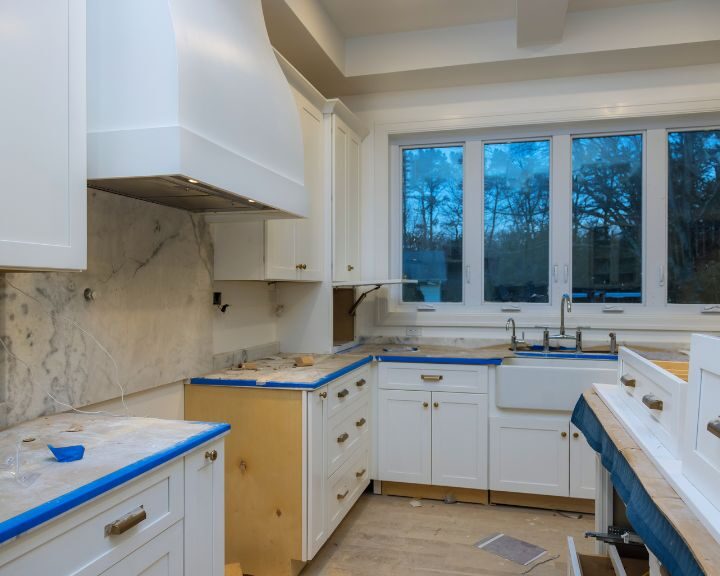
187, 178, 198, 184
248, 199, 256, 203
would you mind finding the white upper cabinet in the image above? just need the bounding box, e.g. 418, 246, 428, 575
332, 115, 362, 282
212, 88, 325, 282
0, 0, 86, 271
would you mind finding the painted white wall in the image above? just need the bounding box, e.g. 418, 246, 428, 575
346, 63, 720, 343
212, 281, 279, 355
84, 381, 185, 420
284, 0, 346, 72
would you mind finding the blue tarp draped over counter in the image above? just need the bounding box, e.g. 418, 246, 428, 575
571, 395, 704, 576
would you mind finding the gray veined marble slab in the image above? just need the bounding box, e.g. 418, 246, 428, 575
0, 190, 214, 428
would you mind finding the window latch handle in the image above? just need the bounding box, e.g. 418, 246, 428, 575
563, 264, 569, 283
702, 305, 720, 314
553, 265, 558, 283
659, 264, 665, 287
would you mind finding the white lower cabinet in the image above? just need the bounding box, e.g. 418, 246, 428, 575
490, 417, 595, 499
378, 389, 432, 484
0, 441, 225, 576
490, 416, 570, 497
378, 372, 489, 490
431, 392, 488, 489
570, 424, 597, 499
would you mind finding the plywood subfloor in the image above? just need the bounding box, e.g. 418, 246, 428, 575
301, 493, 596, 576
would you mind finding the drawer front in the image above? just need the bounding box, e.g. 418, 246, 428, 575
618, 349, 686, 457
379, 363, 488, 393
327, 366, 371, 418
683, 334, 720, 512
0, 460, 183, 576
327, 400, 370, 477
327, 445, 370, 532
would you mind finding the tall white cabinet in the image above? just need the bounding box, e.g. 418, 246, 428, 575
0, 0, 87, 271
331, 112, 362, 282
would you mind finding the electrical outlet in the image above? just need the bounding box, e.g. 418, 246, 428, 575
213, 292, 222, 306
406, 327, 422, 337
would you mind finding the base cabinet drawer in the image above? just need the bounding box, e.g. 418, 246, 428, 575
0, 461, 184, 576
101, 521, 183, 576
327, 446, 370, 532
327, 366, 371, 418
683, 334, 720, 513
327, 400, 370, 476
567, 538, 648, 576
379, 363, 488, 393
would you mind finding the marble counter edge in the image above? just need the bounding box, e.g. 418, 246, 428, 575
0, 421, 230, 546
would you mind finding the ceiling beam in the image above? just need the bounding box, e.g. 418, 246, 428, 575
516, 0, 569, 47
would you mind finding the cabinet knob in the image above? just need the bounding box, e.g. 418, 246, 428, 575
347, 265, 354, 272
302, 264, 308, 270
319, 391, 327, 399
205, 449, 218, 461
337, 432, 350, 443
433, 402, 439, 408
561, 431, 568, 438
422, 402, 429, 408
573, 432, 579, 439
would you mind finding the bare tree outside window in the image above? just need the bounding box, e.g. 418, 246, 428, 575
668, 129, 720, 304
402, 146, 463, 302
484, 140, 550, 303
572, 134, 643, 304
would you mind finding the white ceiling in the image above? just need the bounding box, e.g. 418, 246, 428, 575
319, 0, 669, 38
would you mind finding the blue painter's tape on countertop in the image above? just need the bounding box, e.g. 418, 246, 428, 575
375, 355, 503, 365
0, 422, 230, 545
190, 355, 374, 390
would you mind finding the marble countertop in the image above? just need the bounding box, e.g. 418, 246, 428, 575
0, 413, 229, 544
348, 342, 513, 363
190, 354, 374, 389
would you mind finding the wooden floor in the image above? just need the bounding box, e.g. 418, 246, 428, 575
301, 492, 596, 576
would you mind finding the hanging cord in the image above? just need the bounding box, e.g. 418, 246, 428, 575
1, 279, 130, 417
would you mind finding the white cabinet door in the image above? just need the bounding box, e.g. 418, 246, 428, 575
570, 424, 596, 500
0, 0, 86, 271
265, 219, 298, 280
184, 442, 224, 576
332, 117, 361, 282
307, 388, 328, 560
431, 393, 488, 489
101, 521, 183, 576
294, 92, 324, 282
379, 389, 431, 484
490, 417, 570, 497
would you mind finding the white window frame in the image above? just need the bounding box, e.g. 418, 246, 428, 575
568, 130, 647, 314
479, 136, 554, 312
385, 114, 720, 331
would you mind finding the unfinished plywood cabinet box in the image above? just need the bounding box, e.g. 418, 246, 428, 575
185, 364, 372, 576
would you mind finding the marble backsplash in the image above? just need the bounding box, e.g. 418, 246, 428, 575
0, 190, 214, 428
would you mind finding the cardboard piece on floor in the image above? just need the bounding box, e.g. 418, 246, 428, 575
295, 355, 315, 367
475, 533, 547, 566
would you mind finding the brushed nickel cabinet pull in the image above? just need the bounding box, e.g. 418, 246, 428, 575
356, 468, 366, 478
105, 506, 146, 537
337, 388, 350, 398
356, 417, 366, 427
708, 419, 720, 439
337, 489, 349, 500
319, 391, 327, 399
356, 378, 366, 387
337, 432, 350, 443
620, 375, 636, 388
642, 394, 664, 411
421, 375, 443, 382
205, 449, 218, 462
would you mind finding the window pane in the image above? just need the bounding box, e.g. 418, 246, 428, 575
572, 134, 643, 304
668, 129, 720, 304
402, 146, 463, 302
483, 140, 550, 303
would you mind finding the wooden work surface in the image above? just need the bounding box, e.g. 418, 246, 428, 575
584, 390, 720, 575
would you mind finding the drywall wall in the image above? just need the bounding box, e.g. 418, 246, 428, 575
0, 189, 214, 428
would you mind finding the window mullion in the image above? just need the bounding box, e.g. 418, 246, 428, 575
645, 129, 667, 308
551, 134, 572, 311
465, 140, 484, 307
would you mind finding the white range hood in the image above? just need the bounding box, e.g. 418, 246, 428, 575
86, 0, 308, 217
